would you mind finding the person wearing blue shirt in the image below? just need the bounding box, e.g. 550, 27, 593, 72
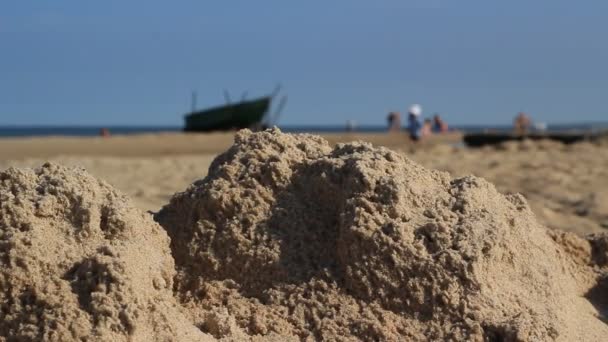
407, 104, 422, 141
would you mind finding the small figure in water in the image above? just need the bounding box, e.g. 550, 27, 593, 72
99, 128, 111, 137
387, 112, 401, 132
432, 114, 449, 133
407, 104, 422, 141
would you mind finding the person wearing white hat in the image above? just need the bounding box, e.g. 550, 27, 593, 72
409, 104, 422, 117
407, 104, 423, 141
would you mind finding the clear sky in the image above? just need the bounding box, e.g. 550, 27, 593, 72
1, 1, 607, 126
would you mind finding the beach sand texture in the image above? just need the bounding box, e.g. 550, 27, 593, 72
0, 129, 607, 340
1, 131, 605, 236
0, 131, 462, 160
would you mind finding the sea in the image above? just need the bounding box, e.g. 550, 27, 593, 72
0, 123, 607, 138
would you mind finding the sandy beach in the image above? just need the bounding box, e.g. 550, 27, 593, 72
1, 130, 604, 236
5, 0, 608, 338
1, 130, 608, 340
0, 131, 460, 211
0, 131, 462, 159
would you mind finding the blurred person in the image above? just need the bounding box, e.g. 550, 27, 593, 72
407, 104, 422, 141
421, 118, 433, 137
514, 112, 532, 135
432, 114, 449, 133
387, 112, 401, 132
99, 128, 111, 137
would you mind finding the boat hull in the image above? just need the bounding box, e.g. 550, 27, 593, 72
184, 97, 270, 132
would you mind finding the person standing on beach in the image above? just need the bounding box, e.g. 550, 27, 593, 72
514, 112, 532, 135
432, 114, 449, 133
421, 118, 433, 137
387, 112, 402, 132
407, 104, 422, 141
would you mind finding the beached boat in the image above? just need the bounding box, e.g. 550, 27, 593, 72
184, 96, 271, 132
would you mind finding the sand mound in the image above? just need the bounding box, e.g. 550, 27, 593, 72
156, 129, 608, 341
3, 130, 608, 341
0, 163, 212, 341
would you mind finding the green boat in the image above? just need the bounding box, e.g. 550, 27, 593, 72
184, 95, 272, 132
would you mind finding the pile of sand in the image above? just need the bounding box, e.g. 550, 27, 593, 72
0, 163, 212, 341
2, 129, 608, 341
156, 129, 608, 341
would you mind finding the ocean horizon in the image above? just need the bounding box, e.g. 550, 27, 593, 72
1, 122, 607, 138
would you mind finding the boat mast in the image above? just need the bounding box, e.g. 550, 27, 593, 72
223, 89, 232, 104
191, 91, 197, 112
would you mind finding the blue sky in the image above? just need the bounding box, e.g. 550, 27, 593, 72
1, 1, 607, 126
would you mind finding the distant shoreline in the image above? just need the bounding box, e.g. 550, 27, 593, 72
0, 122, 606, 138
